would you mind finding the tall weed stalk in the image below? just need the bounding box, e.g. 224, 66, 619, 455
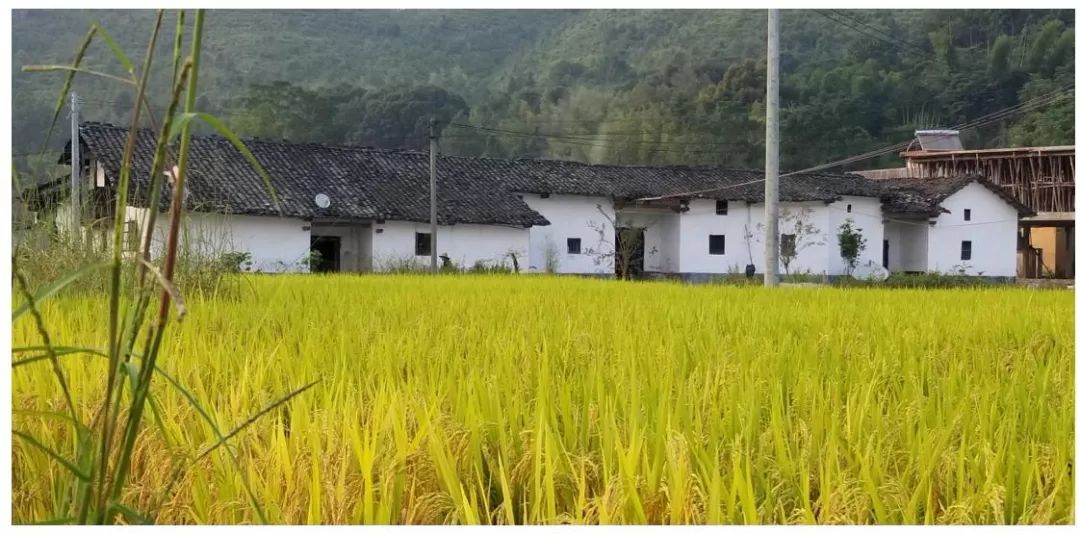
12, 9, 311, 525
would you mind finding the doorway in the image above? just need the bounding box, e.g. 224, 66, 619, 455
614, 227, 646, 279
883, 239, 889, 269
310, 235, 341, 273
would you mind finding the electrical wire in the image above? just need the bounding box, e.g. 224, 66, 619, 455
445, 123, 746, 156
815, 10, 927, 59
635, 85, 1073, 201
826, 10, 928, 56
783, 85, 1074, 176
850, 207, 1023, 228
814, 11, 913, 57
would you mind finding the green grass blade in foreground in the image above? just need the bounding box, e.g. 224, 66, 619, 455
168, 112, 280, 209
11, 261, 111, 321
22, 65, 135, 86
96, 12, 165, 524
88, 20, 135, 75
13, 430, 91, 481
12, 346, 110, 368
194, 379, 321, 462
34, 26, 95, 156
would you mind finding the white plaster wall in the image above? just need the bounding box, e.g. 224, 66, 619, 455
520, 194, 615, 274
826, 196, 885, 275
310, 222, 371, 272
125, 207, 311, 272
677, 199, 840, 275
777, 202, 833, 275
636, 211, 681, 272
678, 199, 756, 274
883, 220, 929, 273
926, 183, 1019, 277
372, 220, 529, 271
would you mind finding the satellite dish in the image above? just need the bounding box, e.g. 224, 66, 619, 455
314, 193, 331, 209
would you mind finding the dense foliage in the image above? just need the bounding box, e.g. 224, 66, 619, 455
12, 9, 1075, 173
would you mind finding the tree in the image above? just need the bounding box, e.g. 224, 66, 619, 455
340, 85, 469, 151
988, 35, 1012, 81
15, 10, 1076, 166
757, 207, 824, 275
837, 219, 867, 276
585, 204, 657, 279
230, 81, 341, 143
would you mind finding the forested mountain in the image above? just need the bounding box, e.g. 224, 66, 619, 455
11, 9, 1075, 176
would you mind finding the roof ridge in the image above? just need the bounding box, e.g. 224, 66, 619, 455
79, 121, 430, 156
77, 121, 857, 176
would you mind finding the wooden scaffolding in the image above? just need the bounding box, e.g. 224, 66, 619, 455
900, 146, 1074, 214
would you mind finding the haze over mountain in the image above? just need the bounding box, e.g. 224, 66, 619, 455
11, 9, 1075, 174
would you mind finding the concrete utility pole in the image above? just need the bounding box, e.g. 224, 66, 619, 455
764, 9, 780, 287
69, 91, 81, 243
429, 117, 439, 272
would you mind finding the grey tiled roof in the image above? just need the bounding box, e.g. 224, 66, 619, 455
875, 175, 1035, 217
447, 156, 885, 203
68, 123, 1027, 227
68, 122, 550, 227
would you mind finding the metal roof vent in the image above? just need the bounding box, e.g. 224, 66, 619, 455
914, 130, 963, 151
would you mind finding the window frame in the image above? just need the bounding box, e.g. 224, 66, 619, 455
963, 208, 971, 221
415, 232, 432, 256
708, 234, 726, 255
716, 200, 729, 215
123, 220, 140, 253
960, 240, 972, 261
780, 233, 796, 257
567, 237, 582, 255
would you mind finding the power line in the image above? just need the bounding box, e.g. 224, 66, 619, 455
635, 85, 1074, 201
446, 123, 748, 149
784, 85, 1074, 176
817, 10, 927, 59
815, 10, 915, 58
445, 123, 743, 157
829, 10, 928, 55
13, 150, 65, 157
810, 9, 1030, 112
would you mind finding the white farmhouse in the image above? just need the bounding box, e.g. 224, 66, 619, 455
43, 122, 1031, 280
57, 123, 547, 273
489, 162, 889, 278
876, 176, 1034, 277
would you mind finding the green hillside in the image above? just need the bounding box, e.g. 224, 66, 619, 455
11, 9, 1075, 173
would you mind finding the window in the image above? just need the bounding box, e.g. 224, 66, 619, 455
960, 240, 972, 261
567, 238, 582, 254
846, 204, 852, 213
716, 200, 728, 215
123, 220, 140, 253
415, 232, 432, 256
963, 209, 971, 221
709, 235, 726, 255
780, 234, 796, 257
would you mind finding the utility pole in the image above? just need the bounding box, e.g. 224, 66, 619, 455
764, 9, 780, 287
429, 117, 439, 272
69, 91, 81, 244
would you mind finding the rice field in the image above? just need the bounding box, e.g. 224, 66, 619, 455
10, 275, 1075, 524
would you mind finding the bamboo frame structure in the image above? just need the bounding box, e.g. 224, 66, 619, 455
900, 146, 1074, 214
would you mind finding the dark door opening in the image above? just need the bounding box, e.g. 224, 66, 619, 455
614, 227, 646, 279
883, 239, 889, 269
310, 235, 341, 273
